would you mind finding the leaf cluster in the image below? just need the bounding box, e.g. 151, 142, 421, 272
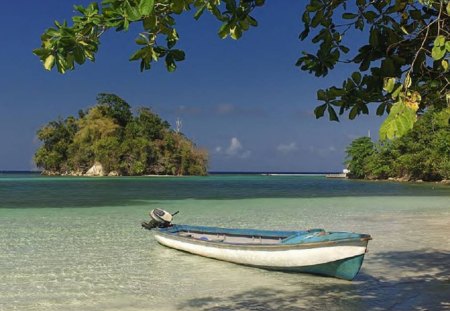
34, 0, 261, 73
300, 0, 449, 127
35, 0, 450, 140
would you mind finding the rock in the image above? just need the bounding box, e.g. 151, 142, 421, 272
388, 177, 395, 181
41, 170, 60, 176
108, 170, 119, 177
85, 162, 105, 176
441, 179, 450, 185
416, 179, 423, 183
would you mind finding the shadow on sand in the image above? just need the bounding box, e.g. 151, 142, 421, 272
177, 249, 450, 311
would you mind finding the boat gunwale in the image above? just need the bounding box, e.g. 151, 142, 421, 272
155, 230, 372, 251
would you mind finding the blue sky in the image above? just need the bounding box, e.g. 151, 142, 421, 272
0, 1, 383, 172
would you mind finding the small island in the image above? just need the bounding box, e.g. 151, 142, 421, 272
34, 93, 208, 176
345, 108, 450, 183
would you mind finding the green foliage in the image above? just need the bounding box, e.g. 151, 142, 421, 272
34, 93, 208, 176
346, 109, 450, 181
35, 0, 450, 138
345, 136, 375, 178
379, 100, 417, 140
34, 117, 78, 172
299, 0, 449, 127
34, 0, 260, 73
96, 93, 133, 127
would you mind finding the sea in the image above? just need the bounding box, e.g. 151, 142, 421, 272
0, 172, 449, 311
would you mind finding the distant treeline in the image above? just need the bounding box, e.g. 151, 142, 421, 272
34, 94, 208, 176
345, 109, 450, 182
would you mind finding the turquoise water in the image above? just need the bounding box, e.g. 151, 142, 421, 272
1, 174, 449, 310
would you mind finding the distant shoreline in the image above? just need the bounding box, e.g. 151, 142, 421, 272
0, 170, 337, 175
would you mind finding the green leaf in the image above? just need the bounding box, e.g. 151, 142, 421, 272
369, 28, 378, 47
171, 49, 185, 61
342, 13, 358, 19
379, 101, 416, 140
135, 36, 148, 45
339, 45, 349, 53
299, 27, 310, 41
317, 89, 327, 100
431, 46, 445, 60
380, 58, 396, 76
218, 22, 230, 39
349, 105, 359, 120
123, 18, 130, 31
302, 11, 310, 24
314, 103, 327, 118
247, 16, 258, 27
352, 72, 361, 84
364, 11, 377, 22
328, 105, 339, 121
400, 26, 408, 35
33, 48, 47, 57
139, 0, 154, 16
171, 0, 185, 14
73, 47, 85, 64
435, 107, 450, 126
230, 26, 242, 40
376, 103, 386, 116
355, 17, 364, 30
126, 2, 141, 21
311, 10, 324, 27
434, 35, 446, 47
391, 85, 403, 99
143, 16, 156, 30
129, 48, 145, 61
442, 59, 449, 72
194, 5, 206, 20
383, 77, 396, 93
44, 55, 55, 70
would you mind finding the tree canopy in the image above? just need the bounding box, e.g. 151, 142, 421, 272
345, 108, 450, 181
34, 0, 449, 139
34, 94, 208, 176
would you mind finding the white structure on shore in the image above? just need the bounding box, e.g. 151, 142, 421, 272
326, 168, 350, 179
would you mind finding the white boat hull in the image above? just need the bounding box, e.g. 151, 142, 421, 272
154, 234, 368, 269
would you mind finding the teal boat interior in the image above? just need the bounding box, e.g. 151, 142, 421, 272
158, 224, 371, 245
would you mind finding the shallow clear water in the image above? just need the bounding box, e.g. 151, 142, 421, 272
0, 174, 449, 310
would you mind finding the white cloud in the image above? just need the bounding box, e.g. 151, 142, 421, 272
226, 137, 243, 156
215, 137, 251, 159
277, 142, 298, 154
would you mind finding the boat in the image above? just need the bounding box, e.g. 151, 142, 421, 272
142, 209, 372, 280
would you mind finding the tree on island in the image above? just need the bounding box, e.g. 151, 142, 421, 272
34, 0, 449, 140
345, 109, 450, 181
34, 94, 208, 176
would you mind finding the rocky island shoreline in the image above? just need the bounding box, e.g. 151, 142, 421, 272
35, 94, 208, 177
